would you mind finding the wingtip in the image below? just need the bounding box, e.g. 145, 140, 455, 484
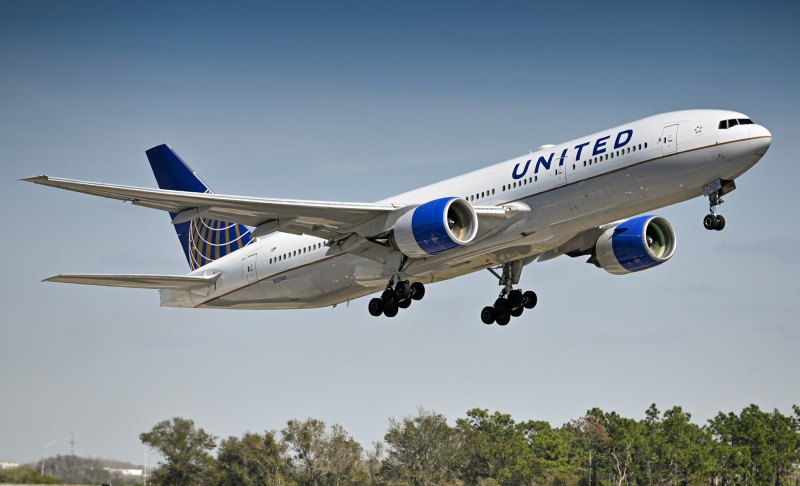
21, 175, 49, 183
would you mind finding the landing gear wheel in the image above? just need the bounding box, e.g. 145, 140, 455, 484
481, 306, 496, 325
410, 282, 426, 300
368, 298, 384, 317
703, 214, 717, 230
496, 314, 511, 326
381, 289, 397, 309
395, 281, 411, 301
507, 289, 524, 310
714, 214, 725, 231
494, 298, 510, 319
383, 305, 399, 318
510, 306, 523, 317
398, 298, 412, 309
523, 291, 537, 309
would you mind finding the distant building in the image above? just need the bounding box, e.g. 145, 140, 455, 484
103, 467, 143, 476
0, 461, 20, 470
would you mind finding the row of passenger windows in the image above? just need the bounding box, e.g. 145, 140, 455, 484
580, 142, 647, 168
467, 141, 648, 200
269, 242, 323, 264
719, 118, 754, 129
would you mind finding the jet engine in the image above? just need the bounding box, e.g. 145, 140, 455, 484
592, 215, 676, 275
391, 197, 478, 258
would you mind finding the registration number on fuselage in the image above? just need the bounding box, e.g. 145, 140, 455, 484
703, 179, 722, 196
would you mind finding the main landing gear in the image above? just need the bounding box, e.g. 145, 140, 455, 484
480, 261, 537, 326
368, 279, 425, 318
702, 179, 735, 231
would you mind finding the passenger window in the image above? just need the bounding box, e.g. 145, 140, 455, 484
534, 175, 538, 182
644, 143, 647, 148
492, 189, 495, 195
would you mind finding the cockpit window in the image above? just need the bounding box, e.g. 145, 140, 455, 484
719, 118, 755, 129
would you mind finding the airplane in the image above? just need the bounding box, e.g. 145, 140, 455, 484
24, 109, 772, 325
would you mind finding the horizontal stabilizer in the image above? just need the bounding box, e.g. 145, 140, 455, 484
43, 273, 220, 290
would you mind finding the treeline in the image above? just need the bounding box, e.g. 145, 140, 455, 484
140, 404, 800, 486
33, 454, 143, 485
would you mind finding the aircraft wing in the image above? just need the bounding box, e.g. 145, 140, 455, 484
44, 273, 220, 290
23, 175, 399, 240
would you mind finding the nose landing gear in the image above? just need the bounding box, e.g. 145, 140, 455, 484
480, 261, 537, 326
703, 179, 735, 231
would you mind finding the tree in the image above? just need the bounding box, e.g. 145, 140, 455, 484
566, 412, 611, 486
217, 430, 296, 486
139, 417, 218, 486
459, 408, 547, 485
281, 418, 364, 486
382, 408, 467, 486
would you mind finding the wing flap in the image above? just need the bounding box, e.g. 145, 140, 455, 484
44, 273, 221, 290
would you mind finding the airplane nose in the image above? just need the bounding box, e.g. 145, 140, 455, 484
749, 125, 772, 155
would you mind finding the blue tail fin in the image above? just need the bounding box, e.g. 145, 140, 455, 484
146, 144, 253, 271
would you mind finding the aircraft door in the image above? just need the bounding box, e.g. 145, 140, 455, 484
662, 125, 678, 155
554, 157, 567, 186
244, 253, 258, 283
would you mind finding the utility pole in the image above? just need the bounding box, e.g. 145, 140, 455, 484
69, 431, 78, 455
32, 440, 56, 477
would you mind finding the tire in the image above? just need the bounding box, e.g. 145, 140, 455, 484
481, 306, 496, 325
703, 214, 717, 230
496, 314, 511, 326
508, 289, 524, 309
383, 305, 399, 318
398, 298, 412, 309
714, 214, 726, 231
494, 298, 510, 318
381, 289, 397, 308
395, 281, 411, 301
523, 291, 537, 309
410, 282, 426, 300
510, 306, 523, 317
368, 298, 384, 317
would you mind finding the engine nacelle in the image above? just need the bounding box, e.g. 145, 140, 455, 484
593, 215, 676, 275
392, 197, 478, 258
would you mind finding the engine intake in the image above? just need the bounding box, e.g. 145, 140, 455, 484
392, 197, 478, 258
593, 215, 676, 275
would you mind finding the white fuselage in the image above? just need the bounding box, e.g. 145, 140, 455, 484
160, 110, 771, 309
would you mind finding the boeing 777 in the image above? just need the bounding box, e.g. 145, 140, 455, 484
24, 110, 771, 325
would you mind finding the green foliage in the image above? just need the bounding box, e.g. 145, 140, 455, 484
138, 404, 800, 486
382, 408, 467, 486
0, 465, 61, 484
140, 416, 218, 486
281, 418, 365, 486
217, 430, 296, 486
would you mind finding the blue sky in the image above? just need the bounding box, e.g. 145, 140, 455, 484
2, 0, 799, 465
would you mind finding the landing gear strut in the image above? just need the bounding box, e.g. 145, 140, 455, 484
703, 179, 735, 231
480, 261, 537, 326
368, 279, 425, 318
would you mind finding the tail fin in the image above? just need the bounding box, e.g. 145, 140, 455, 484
146, 144, 253, 271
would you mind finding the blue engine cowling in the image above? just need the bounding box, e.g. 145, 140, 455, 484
392, 197, 479, 258
593, 215, 676, 275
